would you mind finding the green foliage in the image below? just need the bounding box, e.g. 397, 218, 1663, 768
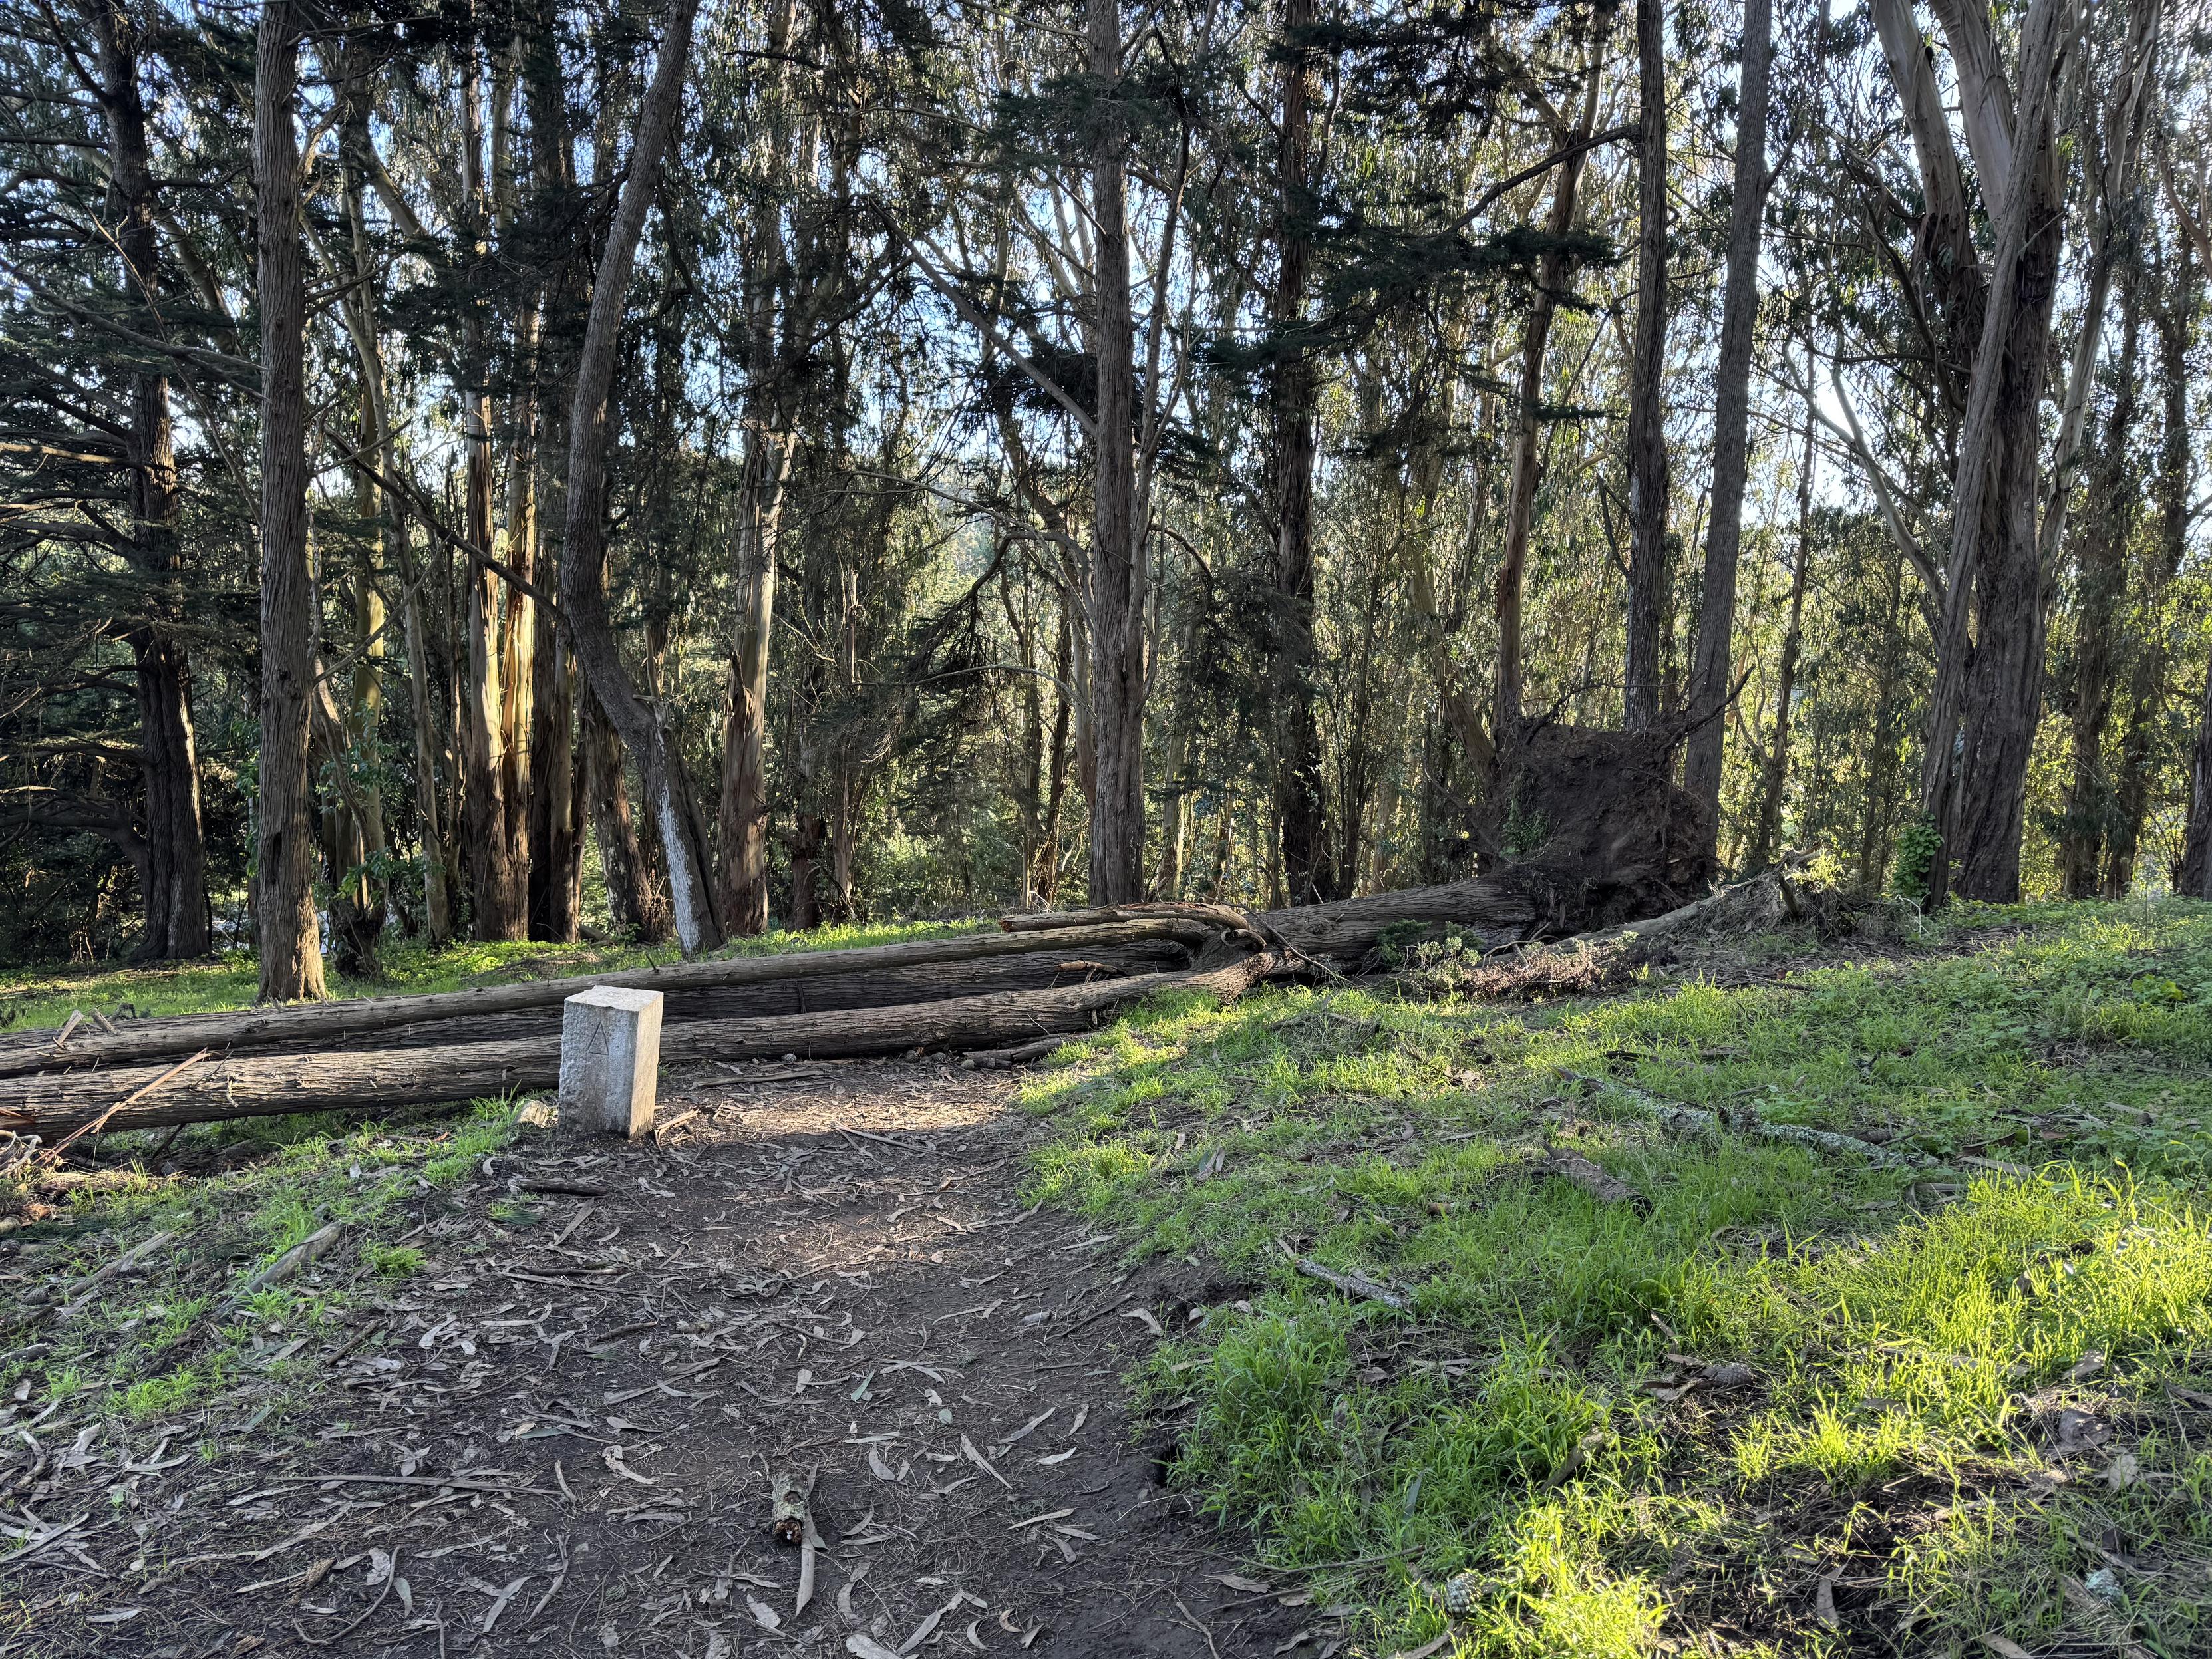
1025, 901, 2212, 1654
1892, 812, 1944, 905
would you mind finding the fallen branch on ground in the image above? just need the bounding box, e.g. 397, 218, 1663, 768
0, 918, 1213, 1079
1562, 1069, 1925, 1167
0, 955, 1285, 1139
1541, 1149, 1647, 1207
1294, 1257, 1408, 1310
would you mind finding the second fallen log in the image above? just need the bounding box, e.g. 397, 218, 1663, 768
0, 955, 1281, 1140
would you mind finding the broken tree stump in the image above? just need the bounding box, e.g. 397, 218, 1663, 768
559, 986, 665, 1137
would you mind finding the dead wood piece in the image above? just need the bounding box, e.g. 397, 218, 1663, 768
0, 953, 1285, 1138
1563, 1070, 1925, 1167
961, 1034, 1074, 1070
0, 917, 1215, 1079
1004, 900, 1286, 953
41, 1047, 210, 1163
651, 1109, 701, 1143
230, 1221, 347, 1306
1261, 880, 1540, 962
1295, 1257, 1408, 1310
1542, 1150, 1645, 1207
13, 1227, 178, 1330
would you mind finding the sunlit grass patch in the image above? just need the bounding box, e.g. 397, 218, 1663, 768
1029, 898, 2212, 1655
2, 1096, 529, 1426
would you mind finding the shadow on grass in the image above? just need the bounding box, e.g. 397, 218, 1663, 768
1015, 899, 2212, 1658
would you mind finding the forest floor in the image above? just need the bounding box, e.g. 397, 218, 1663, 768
4, 898, 2212, 1658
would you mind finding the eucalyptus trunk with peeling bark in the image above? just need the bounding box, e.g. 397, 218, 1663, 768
1085, 0, 1146, 905
583, 686, 668, 941
1903, 0, 2070, 904
1746, 391, 1816, 872
559, 0, 717, 954
2058, 272, 2143, 898
1621, 0, 1671, 733
253, 0, 325, 1002
455, 53, 528, 940
1682, 0, 1772, 852
714, 429, 796, 935
87, 0, 208, 961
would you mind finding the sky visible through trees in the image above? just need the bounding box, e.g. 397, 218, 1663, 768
2, 0, 2209, 987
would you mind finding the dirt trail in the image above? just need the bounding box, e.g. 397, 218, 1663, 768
3, 1062, 1324, 1658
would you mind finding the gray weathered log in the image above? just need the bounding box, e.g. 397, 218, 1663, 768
1006, 879, 1541, 961
0, 955, 1281, 1139
0, 920, 1209, 1078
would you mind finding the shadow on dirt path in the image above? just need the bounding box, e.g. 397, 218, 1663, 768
5, 1059, 1325, 1658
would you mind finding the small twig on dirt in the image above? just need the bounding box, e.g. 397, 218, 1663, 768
1170, 1594, 1223, 1659
1295, 1257, 1408, 1310
293, 1547, 400, 1646
526, 1537, 569, 1626
1055, 1292, 1137, 1338
255, 1473, 553, 1498
522, 1179, 608, 1197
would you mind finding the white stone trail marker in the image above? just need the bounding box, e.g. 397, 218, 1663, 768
559, 986, 665, 1137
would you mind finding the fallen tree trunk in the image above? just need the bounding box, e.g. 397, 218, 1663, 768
0, 954, 1281, 1139
1003, 878, 1543, 961
12, 942, 1199, 1064
0, 918, 1211, 1079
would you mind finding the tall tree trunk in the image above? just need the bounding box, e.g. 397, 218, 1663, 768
324, 71, 393, 977
2103, 239, 2190, 899
1494, 53, 1602, 749
788, 812, 825, 931
395, 521, 454, 945
1268, 0, 1329, 905
714, 432, 795, 934
1856, 539, 1910, 884
1682, 0, 1772, 847
1917, 0, 2067, 904
2166, 246, 2212, 893
584, 687, 665, 940
455, 54, 527, 939
1038, 613, 1072, 904
253, 0, 325, 1002
88, 0, 208, 961
2059, 273, 2144, 897
1621, 0, 1672, 732
1746, 388, 1816, 871
1084, 0, 1146, 904
558, 0, 717, 953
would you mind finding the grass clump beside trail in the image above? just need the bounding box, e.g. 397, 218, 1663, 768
3, 1101, 517, 1429
1023, 899, 2212, 1658
0, 919, 969, 1430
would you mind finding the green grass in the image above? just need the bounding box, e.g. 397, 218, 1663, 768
1, 1098, 522, 1424
1022, 898, 2212, 1657
0, 915, 987, 1030
0, 915, 971, 1429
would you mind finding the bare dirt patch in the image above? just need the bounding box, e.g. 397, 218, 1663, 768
1, 1062, 1320, 1658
